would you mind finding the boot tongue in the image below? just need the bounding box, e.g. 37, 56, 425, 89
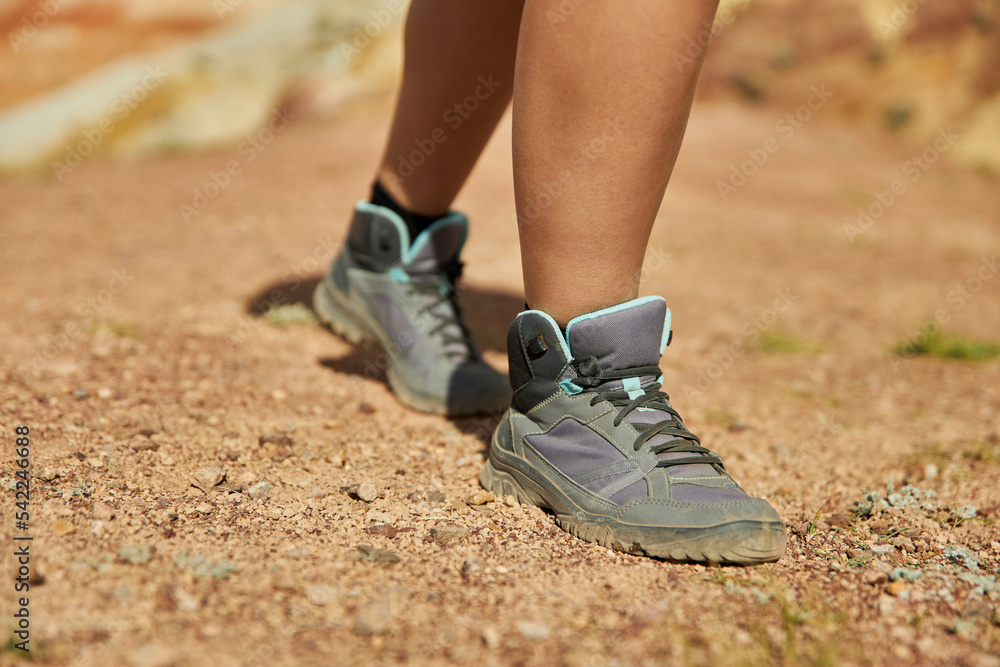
566, 298, 721, 479
401, 213, 471, 361
404, 213, 467, 272
565, 297, 669, 370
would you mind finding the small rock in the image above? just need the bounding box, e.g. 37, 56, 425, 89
305, 584, 338, 607
431, 524, 470, 545
52, 521, 75, 536
865, 571, 888, 586
846, 548, 864, 560
247, 481, 272, 501
356, 482, 379, 503
195, 503, 213, 515
407, 489, 446, 504
827, 513, 851, 528
358, 402, 376, 415
73, 388, 89, 400
727, 420, 749, 432
464, 490, 495, 506
259, 433, 293, 447
481, 626, 501, 649
148, 509, 178, 526
354, 598, 392, 635
86, 457, 105, 470
367, 523, 398, 539
516, 620, 549, 641
192, 466, 226, 492
175, 589, 200, 612
462, 558, 483, 574
365, 509, 395, 524
92, 502, 114, 521
870, 544, 892, 554
357, 544, 400, 563
133, 440, 160, 452
891, 536, 915, 553
36, 468, 60, 482
127, 643, 177, 667
886, 581, 907, 597
96, 387, 113, 400
924, 463, 939, 480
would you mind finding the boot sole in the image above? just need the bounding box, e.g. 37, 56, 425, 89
480, 457, 786, 565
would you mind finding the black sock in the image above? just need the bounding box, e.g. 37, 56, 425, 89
370, 180, 445, 243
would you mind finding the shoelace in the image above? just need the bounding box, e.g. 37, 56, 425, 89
570, 355, 724, 471
406, 259, 475, 358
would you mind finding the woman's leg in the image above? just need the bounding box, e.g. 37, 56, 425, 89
375, 0, 524, 216
513, 0, 720, 325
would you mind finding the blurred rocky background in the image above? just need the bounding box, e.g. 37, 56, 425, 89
1, 0, 999, 172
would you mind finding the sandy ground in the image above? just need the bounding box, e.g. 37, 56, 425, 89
1, 87, 999, 666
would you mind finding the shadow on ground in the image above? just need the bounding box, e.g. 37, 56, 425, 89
245, 275, 523, 353
247, 276, 520, 444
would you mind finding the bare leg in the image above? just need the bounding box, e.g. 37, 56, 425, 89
514, 0, 721, 325
376, 0, 524, 216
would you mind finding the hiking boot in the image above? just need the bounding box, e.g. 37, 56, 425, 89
314, 201, 509, 416
480, 296, 786, 564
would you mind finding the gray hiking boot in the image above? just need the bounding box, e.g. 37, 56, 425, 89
313, 201, 509, 416
480, 296, 787, 564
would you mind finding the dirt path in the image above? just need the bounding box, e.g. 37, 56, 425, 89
1, 90, 999, 666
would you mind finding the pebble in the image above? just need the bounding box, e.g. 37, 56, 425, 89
430, 524, 470, 545
92, 502, 114, 521
259, 433, 293, 446
870, 544, 892, 554
86, 457, 105, 470
464, 490, 495, 506
365, 509, 394, 524
96, 387, 113, 399
357, 544, 400, 563
36, 468, 60, 482
195, 503, 213, 515
366, 523, 398, 539
356, 482, 379, 503
175, 589, 200, 612
516, 620, 549, 640
865, 571, 888, 585
305, 584, 338, 607
354, 598, 392, 635
127, 643, 177, 667
247, 481, 272, 501
52, 521, 75, 536
407, 489, 446, 504
481, 626, 501, 649
891, 536, 915, 553
462, 558, 483, 574
886, 581, 907, 597
192, 466, 226, 491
